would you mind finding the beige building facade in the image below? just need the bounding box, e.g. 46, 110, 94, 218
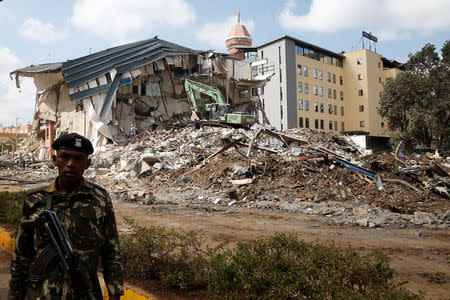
252, 35, 403, 138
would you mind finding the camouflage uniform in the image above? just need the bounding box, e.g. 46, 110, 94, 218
9, 178, 124, 300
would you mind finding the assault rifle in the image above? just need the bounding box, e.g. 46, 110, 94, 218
22, 210, 95, 300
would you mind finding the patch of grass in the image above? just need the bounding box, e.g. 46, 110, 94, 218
0, 191, 24, 226
120, 221, 423, 299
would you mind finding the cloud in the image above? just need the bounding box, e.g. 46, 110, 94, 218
195, 15, 255, 51
18, 18, 68, 43
0, 46, 36, 126
70, 0, 196, 40
279, 0, 450, 40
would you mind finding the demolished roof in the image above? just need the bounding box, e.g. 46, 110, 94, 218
10, 62, 63, 88
62, 37, 201, 118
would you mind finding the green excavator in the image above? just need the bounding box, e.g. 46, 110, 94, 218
184, 79, 256, 126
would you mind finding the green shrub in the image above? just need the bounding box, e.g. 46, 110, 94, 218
206, 234, 421, 299
120, 218, 209, 290
0, 191, 25, 226
120, 222, 422, 300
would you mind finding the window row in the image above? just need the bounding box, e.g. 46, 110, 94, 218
295, 43, 343, 68
298, 100, 344, 116
297, 65, 343, 85
356, 58, 383, 69
297, 83, 343, 100
298, 117, 344, 132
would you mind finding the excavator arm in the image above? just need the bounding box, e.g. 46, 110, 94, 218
184, 79, 226, 106
184, 79, 256, 126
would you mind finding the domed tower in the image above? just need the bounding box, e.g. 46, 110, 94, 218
226, 11, 252, 58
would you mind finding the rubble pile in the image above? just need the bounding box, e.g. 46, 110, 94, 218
1, 125, 449, 229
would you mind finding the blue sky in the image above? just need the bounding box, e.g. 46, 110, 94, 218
1, 0, 449, 126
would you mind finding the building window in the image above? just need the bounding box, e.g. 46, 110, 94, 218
358, 89, 364, 96
305, 118, 310, 128
280, 87, 283, 101
297, 64, 302, 75
314, 102, 318, 112
251, 88, 258, 96
332, 74, 336, 84
333, 89, 337, 99
329, 120, 333, 130
260, 86, 264, 95
299, 117, 303, 128
378, 62, 381, 68
340, 106, 344, 116
340, 91, 344, 100
328, 104, 333, 114
314, 119, 319, 129
280, 69, 282, 82
358, 74, 363, 80
261, 50, 264, 58
305, 100, 309, 111
304, 83, 309, 94
334, 105, 337, 115
239, 90, 249, 98
295, 44, 303, 55
320, 103, 324, 113
359, 105, 364, 112
379, 77, 381, 83
341, 122, 345, 132
320, 119, 324, 129
314, 85, 318, 95
304, 66, 308, 76
318, 70, 323, 80
327, 72, 331, 82
298, 99, 303, 110
381, 122, 384, 128
319, 86, 323, 96
298, 82, 302, 92
105, 72, 112, 83
357, 58, 362, 65
334, 121, 338, 131
313, 68, 317, 79
360, 120, 365, 127
279, 46, 282, 64
339, 76, 343, 85
328, 88, 332, 98
252, 66, 258, 77
280, 105, 283, 119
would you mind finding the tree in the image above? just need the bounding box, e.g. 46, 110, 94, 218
379, 41, 450, 153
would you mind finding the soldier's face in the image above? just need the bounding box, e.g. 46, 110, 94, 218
53, 149, 91, 182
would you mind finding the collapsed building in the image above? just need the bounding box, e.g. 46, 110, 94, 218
10, 37, 270, 158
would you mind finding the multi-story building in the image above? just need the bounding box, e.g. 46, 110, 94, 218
245, 35, 403, 139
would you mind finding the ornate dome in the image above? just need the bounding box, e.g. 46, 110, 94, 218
225, 11, 252, 58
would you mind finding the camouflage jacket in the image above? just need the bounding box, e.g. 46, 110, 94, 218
9, 178, 124, 300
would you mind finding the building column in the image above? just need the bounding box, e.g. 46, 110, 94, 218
48, 120, 55, 159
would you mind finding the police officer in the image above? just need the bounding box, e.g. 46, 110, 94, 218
9, 133, 124, 299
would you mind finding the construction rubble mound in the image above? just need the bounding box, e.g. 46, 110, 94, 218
1, 125, 449, 229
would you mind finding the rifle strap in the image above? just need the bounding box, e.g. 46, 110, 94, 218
28, 243, 58, 283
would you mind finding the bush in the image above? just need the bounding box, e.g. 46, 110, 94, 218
120, 222, 422, 299
0, 191, 25, 226
206, 234, 421, 299
120, 218, 209, 290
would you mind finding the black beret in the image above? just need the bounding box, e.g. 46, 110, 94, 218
52, 133, 94, 155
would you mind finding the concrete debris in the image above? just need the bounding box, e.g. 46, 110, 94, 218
1, 125, 449, 229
